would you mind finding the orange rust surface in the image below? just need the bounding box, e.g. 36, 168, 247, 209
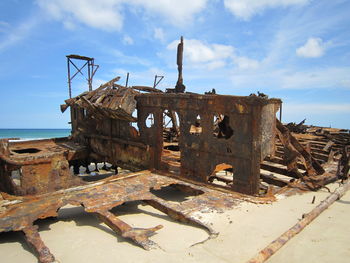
0, 171, 243, 262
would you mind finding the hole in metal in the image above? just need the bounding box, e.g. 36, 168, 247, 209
150, 184, 204, 202
13, 148, 41, 154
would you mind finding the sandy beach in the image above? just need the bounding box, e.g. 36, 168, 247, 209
1, 181, 349, 263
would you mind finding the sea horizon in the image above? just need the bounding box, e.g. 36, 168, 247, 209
0, 128, 71, 140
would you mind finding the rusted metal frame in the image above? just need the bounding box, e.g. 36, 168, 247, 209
337, 145, 350, 180
91, 59, 99, 80
125, 72, 129, 87
86, 77, 121, 98
94, 209, 162, 250
0, 160, 19, 195
155, 170, 274, 204
0, 151, 69, 166
229, 105, 262, 195
22, 225, 56, 263
85, 134, 147, 149
249, 104, 263, 194
136, 104, 163, 170
135, 93, 279, 195
87, 59, 94, 91
276, 144, 330, 160
175, 36, 185, 93
210, 174, 232, 185
259, 173, 289, 188
1, 172, 239, 262
276, 119, 324, 176
67, 57, 72, 98
289, 135, 325, 174
131, 85, 163, 93
151, 109, 164, 170
145, 199, 218, 237
264, 156, 306, 170
279, 102, 282, 122
167, 110, 179, 136
153, 75, 164, 89
260, 162, 303, 179
247, 179, 350, 263
274, 130, 304, 178
66, 54, 93, 61
0, 138, 89, 195
69, 60, 88, 80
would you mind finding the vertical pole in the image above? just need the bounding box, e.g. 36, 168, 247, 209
87, 60, 92, 91
153, 75, 157, 89
279, 103, 282, 122
67, 57, 72, 98
175, 36, 185, 93
91, 59, 95, 90
125, 72, 129, 87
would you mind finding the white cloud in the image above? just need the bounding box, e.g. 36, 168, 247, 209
167, 38, 261, 71
235, 56, 259, 69
229, 66, 350, 91
281, 67, 350, 89
37, 0, 207, 31
36, 0, 124, 31
167, 39, 234, 69
224, 0, 310, 20
0, 19, 38, 52
296, 37, 325, 58
110, 49, 151, 66
130, 0, 207, 25
154, 27, 165, 42
122, 35, 134, 45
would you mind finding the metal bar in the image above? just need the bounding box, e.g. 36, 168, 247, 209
88, 60, 92, 91
279, 102, 282, 122
70, 60, 88, 80
23, 225, 56, 263
95, 209, 162, 250
67, 57, 72, 98
153, 75, 164, 89
125, 72, 129, 87
91, 59, 99, 78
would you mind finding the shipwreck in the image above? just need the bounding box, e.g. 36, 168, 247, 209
0, 38, 349, 263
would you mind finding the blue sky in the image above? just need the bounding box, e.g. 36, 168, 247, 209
0, 0, 349, 128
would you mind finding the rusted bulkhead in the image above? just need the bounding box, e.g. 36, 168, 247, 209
63, 84, 281, 195
136, 93, 280, 195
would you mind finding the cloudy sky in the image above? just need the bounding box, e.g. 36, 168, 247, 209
0, 0, 349, 128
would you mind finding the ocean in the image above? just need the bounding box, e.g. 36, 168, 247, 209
0, 129, 71, 140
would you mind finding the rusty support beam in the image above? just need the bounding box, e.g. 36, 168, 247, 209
95, 209, 162, 250
276, 119, 325, 176
23, 225, 56, 263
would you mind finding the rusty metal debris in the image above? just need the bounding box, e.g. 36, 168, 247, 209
1, 37, 350, 262
1, 171, 240, 262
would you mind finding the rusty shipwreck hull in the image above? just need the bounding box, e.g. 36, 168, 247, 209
60, 81, 281, 195
0, 61, 349, 262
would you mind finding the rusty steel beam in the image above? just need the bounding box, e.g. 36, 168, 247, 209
276, 119, 325, 176
95, 209, 163, 250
